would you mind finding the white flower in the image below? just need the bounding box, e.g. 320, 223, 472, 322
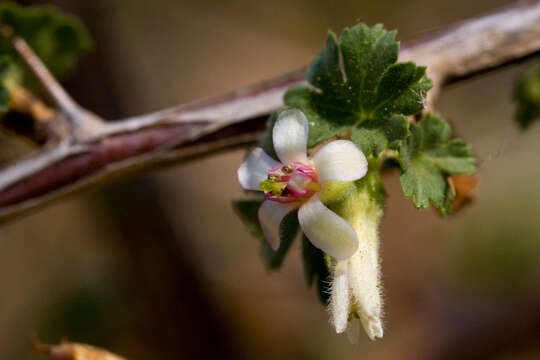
237, 109, 368, 260
238, 109, 383, 341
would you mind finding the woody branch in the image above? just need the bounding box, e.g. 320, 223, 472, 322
0, 0, 538, 222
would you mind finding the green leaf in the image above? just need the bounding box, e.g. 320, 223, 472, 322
351, 114, 408, 157
0, 2, 92, 85
301, 236, 331, 305
284, 23, 431, 154
399, 114, 475, 215
232, 199, 299, 270
514, 61, 540, 129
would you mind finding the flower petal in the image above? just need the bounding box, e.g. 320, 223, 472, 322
272, 109, 309, 164
258, 200, 299, 250
346, 318, 361, 344
360, 316, 383, 341
313, 140, 368, 183
298, 195, 358, 259
330, 260, 350, 334
238, 148, 281, 190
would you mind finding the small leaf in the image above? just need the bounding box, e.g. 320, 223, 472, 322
232, 200, 298, 270
302, 236, 331, 304
514, 61, 540, 129
399, 114, 475, 215
284, 23, 431, 155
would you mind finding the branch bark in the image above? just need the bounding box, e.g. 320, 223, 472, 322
0, 0, 539, 222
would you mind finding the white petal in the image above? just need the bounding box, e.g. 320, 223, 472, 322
360, 316, 383, 341
346, 318, 361, 344
330, 260, 350, 333
238, 148, 281, 190
313, 140, 368, 183
258, 200, 299, 250
272, 109, 309, 164
298, 195, 358, 260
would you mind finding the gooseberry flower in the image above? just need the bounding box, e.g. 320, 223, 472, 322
237, 109, 368, 260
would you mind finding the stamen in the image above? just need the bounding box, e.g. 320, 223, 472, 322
262, 162, 319, 203
282, 165, 294, 174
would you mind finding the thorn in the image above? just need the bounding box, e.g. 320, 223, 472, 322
0, 28, 105, 140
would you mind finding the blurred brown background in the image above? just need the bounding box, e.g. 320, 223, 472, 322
2, 0, 540, 359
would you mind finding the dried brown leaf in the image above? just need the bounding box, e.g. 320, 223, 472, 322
34, 337, 126, 360
448, 174, 479, 212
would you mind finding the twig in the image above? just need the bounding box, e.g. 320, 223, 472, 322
0, 0, 539, 222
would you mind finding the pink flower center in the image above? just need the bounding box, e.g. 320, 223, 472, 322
259, 162, 319, 203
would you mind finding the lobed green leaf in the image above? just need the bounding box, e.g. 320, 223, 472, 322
283, 23, 431, 156
399, 114, 475, 215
